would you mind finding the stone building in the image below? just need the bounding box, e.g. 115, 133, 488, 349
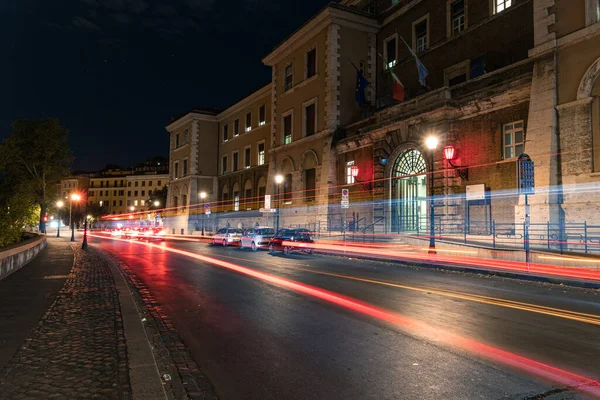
165, 0, 600, 236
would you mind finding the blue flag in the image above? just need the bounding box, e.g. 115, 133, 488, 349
401, 36, 429, 86
355, 70, 369, 106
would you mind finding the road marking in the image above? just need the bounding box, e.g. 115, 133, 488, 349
205, 252, 600, 326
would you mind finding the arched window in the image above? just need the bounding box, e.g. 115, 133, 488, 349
391, 149, 428, 232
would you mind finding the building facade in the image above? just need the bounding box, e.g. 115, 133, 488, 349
166, 0, 600, 236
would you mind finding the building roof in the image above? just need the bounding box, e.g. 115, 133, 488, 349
168, 108, 222, 126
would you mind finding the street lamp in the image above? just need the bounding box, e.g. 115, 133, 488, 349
56, 201, 64, 238
275, 175, 284, 232
70, 193, 81, 242
425, 136, 438, 254
154, 201, 160, 207
200, 191, 207, 235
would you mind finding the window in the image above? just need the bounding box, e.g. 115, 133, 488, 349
494, 0, 512, 14
305, 168, 316, 201
259, 105, 266, 126
233, 151, 239, 171
113, 200, 116, 207
245, 112, 252, 132
149, 181, 153, 187
99, 200, 103, 207
141, 199, 145, 206
222, 155, 228, 174
503, 121, 524, 159
234, 119, 239, 136
119, 200, 123, 206
90, 191, 94, 197
414, 17, 428, 53
142, 181, 146, 187
283, 113, 292, 144
134, 190, 138, 196
234, 193, 240, 211
223, 124, 229, 142
245, 189, 252, 205
450, 0, 465, 34
258, 142, 265, 166
135, 181, 139, 187
119, 190, 124, 196
244, 147, 251, 168
157, 180, 161, 186
174, 162, 179, 178
127, 200, 131, 206
284, 64, 293, 91
283, 174, 292, 201
306, 48, 316, 79
128, 182, 131, 187
183, 159, 188, 176
141, 190, 145, 196
113, 190, 117, 196
128, 191, 131, 196
384, 35, 397, 69
100, 190, 103, 196
444, 60, 470, 86
304, 102, 316, 137
120, 180, 124, 187
134, 200, 138, 206
175, 133, 180, 148
346, 161, 356, 184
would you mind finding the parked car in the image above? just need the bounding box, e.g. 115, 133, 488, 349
211, 227, 243, 246
240, 227, 275, 251
268, 228, 315, 255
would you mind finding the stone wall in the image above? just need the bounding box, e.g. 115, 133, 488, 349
0, 234, 47, 281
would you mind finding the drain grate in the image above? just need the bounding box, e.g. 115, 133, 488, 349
43, 275, 69, 279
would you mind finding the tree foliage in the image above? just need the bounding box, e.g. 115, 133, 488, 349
0, 119, 73, 234
0, 175, 40, 247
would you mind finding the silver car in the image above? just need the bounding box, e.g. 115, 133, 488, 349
211, 228, 243, 246
240, 227, 275, 251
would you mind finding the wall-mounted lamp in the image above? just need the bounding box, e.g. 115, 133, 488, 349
443, 145, 468, 180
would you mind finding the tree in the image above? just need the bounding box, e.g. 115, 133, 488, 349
0, 175, 40, 246
147, 186, 168, 211
0, 119, 73, 234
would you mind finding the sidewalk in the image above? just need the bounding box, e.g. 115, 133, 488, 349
0, 237, 130, 399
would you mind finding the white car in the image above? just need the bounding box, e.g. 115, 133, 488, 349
211, 228, 243, 246
240, 227, 275, 251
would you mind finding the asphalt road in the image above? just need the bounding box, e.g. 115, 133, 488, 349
90, 235, 600, 399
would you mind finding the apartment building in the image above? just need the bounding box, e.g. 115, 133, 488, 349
125, 174, 169, 212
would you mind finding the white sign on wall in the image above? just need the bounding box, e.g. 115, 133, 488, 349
264, 194, 271, 210
466, 184, 486, 201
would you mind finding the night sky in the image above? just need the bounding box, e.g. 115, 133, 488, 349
1, 0, 328, 172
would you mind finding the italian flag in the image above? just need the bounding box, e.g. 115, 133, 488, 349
390, 70, 405, 102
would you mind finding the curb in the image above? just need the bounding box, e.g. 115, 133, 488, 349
97, 249, 218, 400
315, 251, 600, 290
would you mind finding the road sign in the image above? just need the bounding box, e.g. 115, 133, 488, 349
259, 208, 276, 213
342, 189, 349, 201
517, 154, 535, 194
341, 201, 349, 209
204, 203, 211, 215
264, 194, 271, 210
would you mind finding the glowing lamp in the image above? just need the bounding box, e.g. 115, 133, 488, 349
444, 145, 456, 161
350, 165, 359, 178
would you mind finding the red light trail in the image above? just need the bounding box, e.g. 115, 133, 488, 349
90, 234, 600, 397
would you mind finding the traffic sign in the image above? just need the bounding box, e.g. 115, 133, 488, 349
342, 189, 349, 201
264, 194, 271, 210
204, 203, 211, 215
259, 208, 276, 213
517, 154, 535, 194
341, 201, 349, 209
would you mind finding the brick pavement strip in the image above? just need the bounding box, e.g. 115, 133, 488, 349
99, 250, 217, 400
0, 245, 131, 399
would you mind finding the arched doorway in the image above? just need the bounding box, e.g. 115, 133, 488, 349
391, 149, 428, 232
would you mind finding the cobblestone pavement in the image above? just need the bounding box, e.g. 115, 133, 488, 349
0, 245, 130, 399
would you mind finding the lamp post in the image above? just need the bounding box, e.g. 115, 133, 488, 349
56, 201, 64, 238
82, 193, 89, 250
275, 175, 284, 232
154, 201, 160, 227
200, 192, 207, 236
70, 193, 81, 242
425, 136, 439, 254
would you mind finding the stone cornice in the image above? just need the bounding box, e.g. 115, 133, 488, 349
166, 113, 217, 133
262, 7, 378, 66
217, 84, 272, 120
556, 97, 594, 111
